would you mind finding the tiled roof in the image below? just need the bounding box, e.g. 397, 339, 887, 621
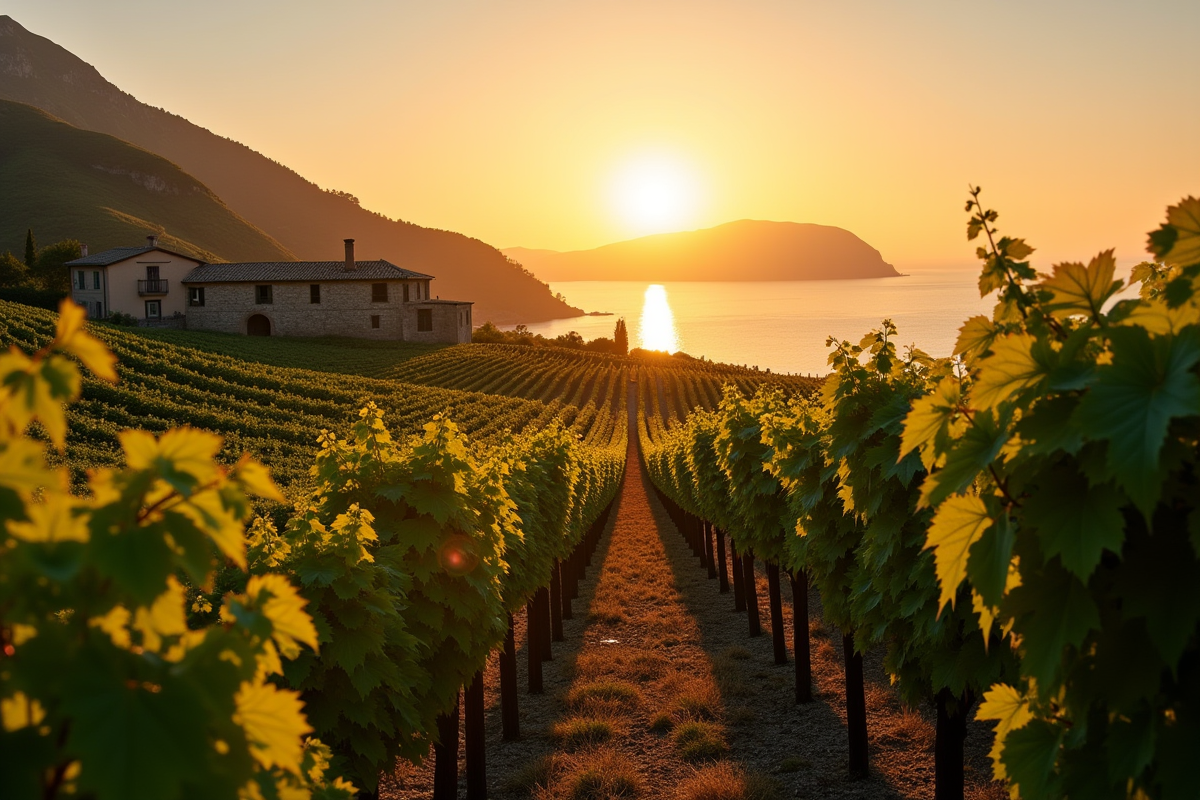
66, 246, 191, 267
182, 260, 435, 284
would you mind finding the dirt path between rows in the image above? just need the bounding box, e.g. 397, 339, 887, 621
384, 383, 1003, 799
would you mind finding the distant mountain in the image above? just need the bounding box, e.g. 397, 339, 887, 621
505, 221, 902, 282
0, 15, 579, 324
0, 100, 293, 263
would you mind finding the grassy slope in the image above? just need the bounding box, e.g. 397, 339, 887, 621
0, 100, 294, 261
0, 15, 580, 325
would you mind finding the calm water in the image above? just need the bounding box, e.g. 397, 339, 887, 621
508, 268, 998, 375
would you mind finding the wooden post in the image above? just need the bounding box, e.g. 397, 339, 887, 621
536, 587, 553, 661
465, 670, 486, 800
716, 528, 729, 594
704, 522, 717, 580
767, 563, 787, 665
499, 612, 519, 739
790, 570, 813, 703
562, 554, 575, 620
742, 550, 761, 637
934, 689, 972, 800
527, 599, 542, 694
732, 549, 745, 611
549, 560, 564, 642
843, 633, 869, 779
432, 691, 460, 800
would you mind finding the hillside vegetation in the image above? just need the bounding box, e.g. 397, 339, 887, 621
0, 15, 579, 325
0, 301, 621, 495
505, 219, 901, 282
0, 100, 293, 263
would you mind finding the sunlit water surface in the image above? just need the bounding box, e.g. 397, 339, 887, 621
508, 268, 1004, 375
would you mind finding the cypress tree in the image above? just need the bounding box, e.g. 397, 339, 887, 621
614, 317, 629, 355
24, 229, 37, 268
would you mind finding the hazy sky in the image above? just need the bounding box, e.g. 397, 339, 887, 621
8, 1, 1199, 268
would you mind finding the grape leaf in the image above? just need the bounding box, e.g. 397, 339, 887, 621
1113, 529, 1200, 668
966, 510, 1015, 607
1008, 567, 1100, 688
1147, 196, 1200, 268
1024, 470, 1124, 581
246, 574, 320, 658
1001, 719, 1062, 800
54, 300, 118, 382
976, 683, 1034, 780
1072, 326, 1200, 514
954, 315, 998, 361
924, 494, 992, 611
234, 681, 313, 774
969, 333, 1051, 410
1040, 250, 1122, 322
899, 376, 959, 461
918, 409, 1008, 509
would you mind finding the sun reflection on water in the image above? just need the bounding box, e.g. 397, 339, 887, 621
639, 284, 679, 352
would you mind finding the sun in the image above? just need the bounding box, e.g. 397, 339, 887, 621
610, 154, 701, 236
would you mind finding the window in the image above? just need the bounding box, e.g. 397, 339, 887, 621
145, 300, 161, 319
372, 283, 388, 302
310, 284, 321, 304
189, 287, 205, 307
75, 271, 86, 291
371, 315, 381, 329
255, 285, 273, 304
146, 266, 160, 280
417, 309, 433, 332
403, 284, 410, 302
92, 271, 101, 290
96, 301, 104, 319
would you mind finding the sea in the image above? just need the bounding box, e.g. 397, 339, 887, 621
505, 267, 1000, 376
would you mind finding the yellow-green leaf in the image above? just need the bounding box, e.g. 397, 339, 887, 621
176, 489, 247, 568
121, 427, 222, 489
1, 692, 46, 731
1148, 196, 1200, 267
969, 334, 1045, 410
900, 376, 960, 461
55, 300, 118, 382
234, 681, 312, 774
246, 573, 320, 658
954, 315, 997, 361
976, 683, 1034, 782
232, 456, 286, 503
7, 498, 88, 543
1040, 250, 1121, 321
925, 494, 993, 611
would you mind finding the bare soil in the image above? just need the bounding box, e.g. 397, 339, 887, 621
382, 411, 1005, 799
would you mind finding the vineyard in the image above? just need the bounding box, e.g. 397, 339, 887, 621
639, 194, 1200, 800
1, 193, 1196, 800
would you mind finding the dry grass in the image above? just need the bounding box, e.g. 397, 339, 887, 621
566, 681, 643, 717
507, 754, 562, 793
533, 748, 644, 800
674, 763, 780, 800
674, 721, 728, 762
552, 717, 618, 750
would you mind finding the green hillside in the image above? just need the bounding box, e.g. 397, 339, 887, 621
0, 15, 580, 325
0, 99, 294, 262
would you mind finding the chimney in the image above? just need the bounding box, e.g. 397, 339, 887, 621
146, 234, 158, 248
344, 238, 356, 271
80, 243, 88, 257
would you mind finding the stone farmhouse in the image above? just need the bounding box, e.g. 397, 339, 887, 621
66, 236, 472, 344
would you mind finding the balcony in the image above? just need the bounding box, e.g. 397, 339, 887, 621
137, 279, 169, 296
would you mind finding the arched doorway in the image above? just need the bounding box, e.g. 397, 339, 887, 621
247, 314, 271, 336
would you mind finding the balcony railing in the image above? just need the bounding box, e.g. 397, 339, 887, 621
137, 279, 169, 295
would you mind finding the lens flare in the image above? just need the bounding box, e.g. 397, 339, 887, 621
438, 532, 479, 576
639, 284, 679, 353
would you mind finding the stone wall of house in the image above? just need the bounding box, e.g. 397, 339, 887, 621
185, 281, 404, 339
402, 301, 473, 344
185, 280, 472, 343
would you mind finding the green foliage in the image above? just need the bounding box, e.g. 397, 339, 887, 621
24, 228, 36, 269
0, 301, 354, 800
0, 251, 29, 287
911, 191, 1200, 799
614, 317, 629, 355
33, 239, 81, 295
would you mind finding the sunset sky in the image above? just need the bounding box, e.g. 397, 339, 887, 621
10, 0, 1198, 269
